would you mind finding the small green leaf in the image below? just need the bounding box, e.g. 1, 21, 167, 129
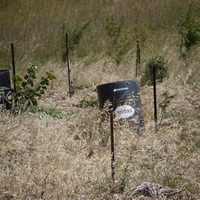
22, 82, 27, 88
31, 98, 37, 106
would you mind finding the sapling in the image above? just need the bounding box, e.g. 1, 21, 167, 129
12, 63, 56, 114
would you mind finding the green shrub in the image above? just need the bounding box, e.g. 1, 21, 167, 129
108, 35, 132, 65
105, 16, 132, 64
141, 56, 168, 86
61, 22, 90, 62
179, 3, 200, 54
105, 16, 124, 46
77, 96, 98, 108
13, 63, 56, 113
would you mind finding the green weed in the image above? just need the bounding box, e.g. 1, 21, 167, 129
35, 106, 62, 119
77, 96, 98, 108
99, 131, 110, 147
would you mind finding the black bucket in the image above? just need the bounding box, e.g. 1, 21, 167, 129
0, 70, 12, 109
0, 70, 11, 88
96, 80, 144, 127
0, 87, 13, 109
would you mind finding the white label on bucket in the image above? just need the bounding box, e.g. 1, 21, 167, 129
114, 105, 135, 119
113, 87, 128, 92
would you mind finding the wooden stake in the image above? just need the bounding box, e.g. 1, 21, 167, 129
110, 111, 115, 180
10, 43, 16, 93
136, 39, 140, 77
66, 32, 72, 98
153, 64, 157, 133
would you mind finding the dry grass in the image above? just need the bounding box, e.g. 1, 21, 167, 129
0, 56, 199, 199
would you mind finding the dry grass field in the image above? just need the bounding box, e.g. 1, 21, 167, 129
0, 0, 200, 199
0, 55, 199, 199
